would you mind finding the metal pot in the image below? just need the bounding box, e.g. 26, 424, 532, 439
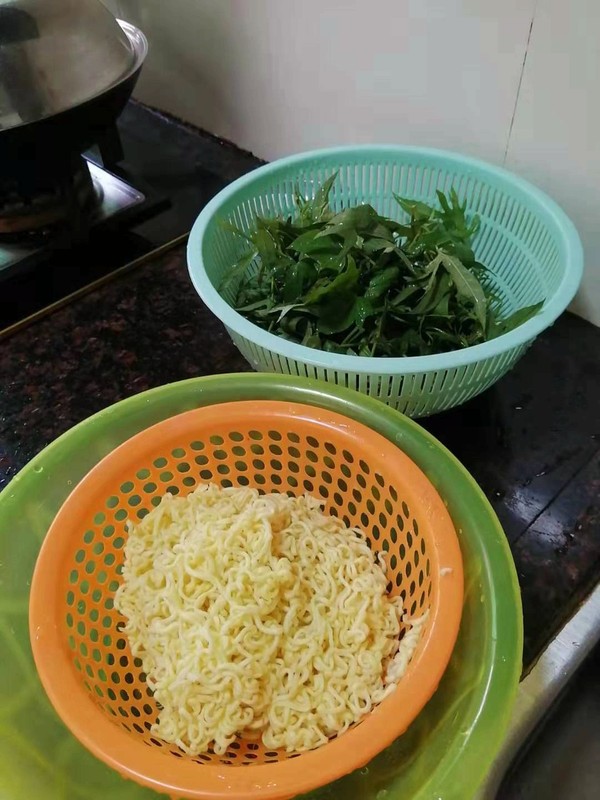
0, 0, 147, 167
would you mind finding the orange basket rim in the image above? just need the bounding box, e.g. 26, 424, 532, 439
29, 400, 464, 800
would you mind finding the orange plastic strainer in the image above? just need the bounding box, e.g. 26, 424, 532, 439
29, 400, 463, 800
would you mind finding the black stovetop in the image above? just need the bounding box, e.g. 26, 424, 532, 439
0, 100, 261, 331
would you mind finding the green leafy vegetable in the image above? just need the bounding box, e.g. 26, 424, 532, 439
220, 175, 544, 357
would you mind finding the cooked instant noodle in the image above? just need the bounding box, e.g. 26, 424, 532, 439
114, 483, 425, 755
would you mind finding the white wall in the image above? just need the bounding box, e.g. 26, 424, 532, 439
505, 0, 600, 325
108, 0, 599, 326
112, 0, 535, 164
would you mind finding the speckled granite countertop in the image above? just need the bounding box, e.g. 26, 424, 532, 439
2, 234, 599, 671
2, 102, 600, 675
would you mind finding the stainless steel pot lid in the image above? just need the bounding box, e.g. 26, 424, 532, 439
0, 0, 147, 131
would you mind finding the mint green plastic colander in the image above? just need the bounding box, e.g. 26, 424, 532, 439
187, 145, 583, 417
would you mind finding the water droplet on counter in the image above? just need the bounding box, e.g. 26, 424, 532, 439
67, 480, 72, 486
360, 767, 369, 775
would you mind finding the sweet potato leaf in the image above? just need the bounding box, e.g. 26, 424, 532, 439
220, 174, 545, 358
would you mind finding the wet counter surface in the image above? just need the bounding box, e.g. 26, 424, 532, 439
1, 238, 599, 672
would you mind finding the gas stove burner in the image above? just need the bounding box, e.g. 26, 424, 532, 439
0, 155, 104, 237
0, 157, 151, 284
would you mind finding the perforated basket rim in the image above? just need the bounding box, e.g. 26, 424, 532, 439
29, 400, 463, 800
187, 143, 583, 375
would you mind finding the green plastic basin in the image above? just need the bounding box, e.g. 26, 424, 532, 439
0, 374, 522, 799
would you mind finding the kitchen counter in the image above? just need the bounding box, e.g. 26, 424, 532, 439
1, 101, 599, 678
2, 229, 599, 672
1, 102, 600, 800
